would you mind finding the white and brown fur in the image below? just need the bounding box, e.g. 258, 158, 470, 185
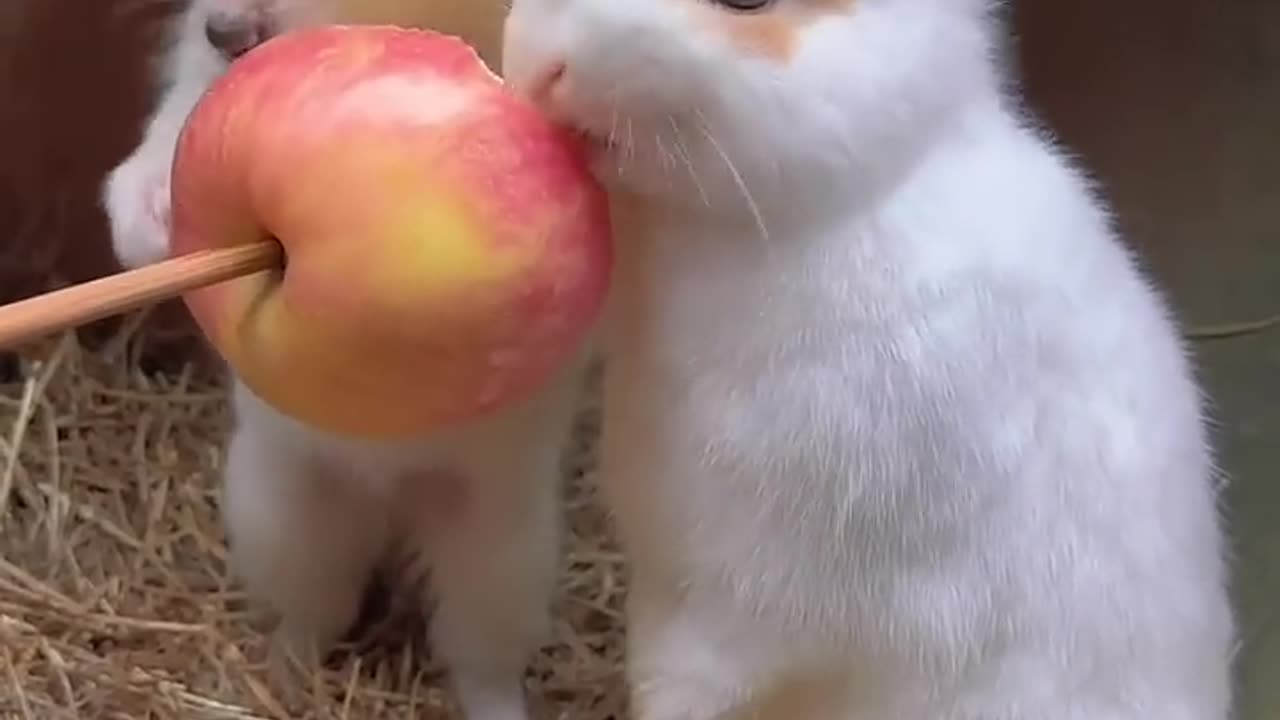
502, 0, 1237, 718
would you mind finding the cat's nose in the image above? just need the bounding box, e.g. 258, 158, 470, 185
204, 11, 276, 61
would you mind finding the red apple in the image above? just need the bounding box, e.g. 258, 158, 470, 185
170, 25, 612, 438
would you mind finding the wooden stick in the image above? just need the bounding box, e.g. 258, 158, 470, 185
0, 241, 284, 350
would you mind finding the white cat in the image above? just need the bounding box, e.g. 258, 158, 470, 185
502, 0, 1237, 717
101, 3, 574, 718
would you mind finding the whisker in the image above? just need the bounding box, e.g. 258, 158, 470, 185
669, 118, 711, 209
608, 103, 623, 177
655, 135, 677, 178
694, 109, 768, 241
625, 118, 637, 169
656, 137, 675, 192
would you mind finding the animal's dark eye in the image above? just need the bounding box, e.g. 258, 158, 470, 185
711, 0, 773, 12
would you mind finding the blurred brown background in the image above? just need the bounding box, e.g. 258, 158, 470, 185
0, 0, 174, 303
0, 0, 1275, 717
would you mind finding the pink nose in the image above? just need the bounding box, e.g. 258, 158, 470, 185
204, 12, 276, 61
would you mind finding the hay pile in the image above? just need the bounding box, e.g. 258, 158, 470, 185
0, 314, 628, 719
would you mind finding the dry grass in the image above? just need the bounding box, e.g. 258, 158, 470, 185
0, 313, 628, 719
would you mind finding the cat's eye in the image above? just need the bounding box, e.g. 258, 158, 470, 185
711, 0, 774, 12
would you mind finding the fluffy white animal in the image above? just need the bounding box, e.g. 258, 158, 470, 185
501, 0, 1237, 717
101, 3, 578, 718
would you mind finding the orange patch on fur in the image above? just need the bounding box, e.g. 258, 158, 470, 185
722, 15, 799, 60
693, 0, 857, 63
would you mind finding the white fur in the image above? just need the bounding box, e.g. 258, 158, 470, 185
503, 0, 1237, 718
101, 3, 575, 718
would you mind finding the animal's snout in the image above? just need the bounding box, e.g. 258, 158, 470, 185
204, 11, 277, 61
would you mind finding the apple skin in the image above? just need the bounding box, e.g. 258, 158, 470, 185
170, 25, 612, 439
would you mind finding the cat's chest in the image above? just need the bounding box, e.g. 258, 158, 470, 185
605, 229, 827, 375
601, 234, 867, 459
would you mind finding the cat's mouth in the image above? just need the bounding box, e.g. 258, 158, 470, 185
564, 114, 686, 192
568, 127, 621, 180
